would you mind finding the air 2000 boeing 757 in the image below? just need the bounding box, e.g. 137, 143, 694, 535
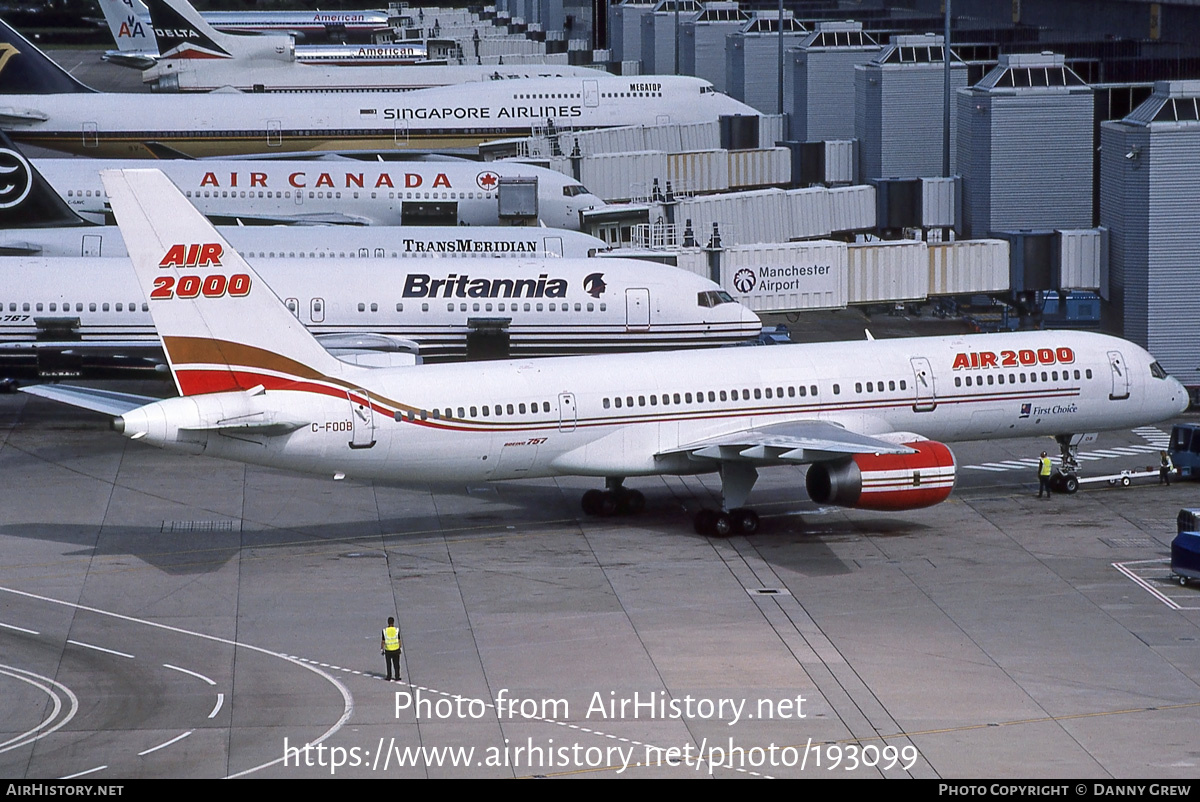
23, 170, 1190, 535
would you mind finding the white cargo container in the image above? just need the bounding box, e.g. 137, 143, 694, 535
824, 140, 856, 184
579, 151, 669, 202
729, 147, 791, 189
786, 187, 833, 240
668, 150, 731, 194
1057, 228, 1105, 291
719, 241, 849, 312
920, 176, 959, 229
927, 239, 1010, 296
848, 240, 929, 303
827, 184, 875, 232
757, 114, 787, 148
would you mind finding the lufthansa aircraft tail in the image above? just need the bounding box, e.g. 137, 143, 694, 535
99, 168, 356, 397
0, 19, 95, 93
0, 131, 93, 228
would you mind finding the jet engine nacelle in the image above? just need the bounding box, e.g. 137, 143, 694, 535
805, 440, 956, 511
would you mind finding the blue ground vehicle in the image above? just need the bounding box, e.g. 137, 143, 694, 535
1168, 423, 1200, 480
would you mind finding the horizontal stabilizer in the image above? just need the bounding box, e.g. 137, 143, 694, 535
20, 384, 159, 416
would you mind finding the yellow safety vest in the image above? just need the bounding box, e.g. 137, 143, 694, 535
383, 626, 400, 652
1039, 457, 1053, 476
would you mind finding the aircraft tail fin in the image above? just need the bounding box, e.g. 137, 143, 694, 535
97, 0, 157, 54
0, 131, 93, 227
142, 0, 260, 58
0, 18, 95, 94
100, 168, 353, 397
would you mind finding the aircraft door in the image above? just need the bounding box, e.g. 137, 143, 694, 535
583, 79, 599, 107
310, 297, 325, 322
558, 392, 577, 432
347, 389, 376, 449
267, 120, 282, 147
284, 298, 299, 319
81, 234, 103, 257
656, 114, 671, 126
1107, 350, 1130, 400
82, 122, 99, 149
910, 357, 936, 412
625, 288, 650, 331
394, 118, 409, 145
542, 236, 563, 258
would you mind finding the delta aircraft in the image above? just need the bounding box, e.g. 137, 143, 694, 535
117, 0, 600, 91
98, 0, 420, 71
23, 170, 1191, 536
0, 20, 757, 157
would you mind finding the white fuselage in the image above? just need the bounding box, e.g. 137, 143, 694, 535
0, 225, 604, 260
124, 330, 1189, 483
0, 256, 761, 359
5, 75, 757, 158
34, 158, 602, 230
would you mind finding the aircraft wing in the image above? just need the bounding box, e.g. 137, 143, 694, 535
20, 384, 159, 416
659, 420, 917, 464
205, 212, 373, 227
0, 107, 49, 125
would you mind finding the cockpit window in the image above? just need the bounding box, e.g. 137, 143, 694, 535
1150, 361, 1168, 379
697, 290, 734, 308
562, 184, 590, 197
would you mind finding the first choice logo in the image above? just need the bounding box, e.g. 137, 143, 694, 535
732, 268, 756, 294
0, 148, 33, 210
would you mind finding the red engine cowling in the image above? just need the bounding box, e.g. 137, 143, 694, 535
805, 440, 957, 511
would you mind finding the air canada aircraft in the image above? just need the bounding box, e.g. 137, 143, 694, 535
23, 170, 1190, 535
0, 20, 757, 157
30, 152, 602, 229
0, 135, 604, 253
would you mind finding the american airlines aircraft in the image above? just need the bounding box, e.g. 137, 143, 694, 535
0, 20, 758, 157
24, 170, 1191, 535
98, 0, 419, 71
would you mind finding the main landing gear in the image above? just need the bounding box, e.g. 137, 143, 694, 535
580, 477, 645, 517
581, 464, 765, 537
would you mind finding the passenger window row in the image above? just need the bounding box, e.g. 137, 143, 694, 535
954, 368, 1092, 387
602, 384, 821, 410
5, 301, 148, 313
395, 401, 553, 422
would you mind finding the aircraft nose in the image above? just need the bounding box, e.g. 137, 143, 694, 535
1174, 378, 1191, 413
741, 305, 762, 333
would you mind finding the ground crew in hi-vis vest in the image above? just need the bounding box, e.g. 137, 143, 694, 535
1037, 451, 1053, 499
382, 617, 402, 681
